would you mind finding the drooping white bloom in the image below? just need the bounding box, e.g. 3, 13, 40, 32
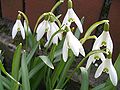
62, 8, 83, 33
36, 20, 62, 46
12, 20, 25, 39
62, 30, 85, 62
92, 31, 113, 53
95, 58, 118, 86
86, 30, 113, 69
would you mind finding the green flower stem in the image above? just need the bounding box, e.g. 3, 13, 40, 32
49, 12, 61, 27
62, 49, 107, 88
81, 20, 109, 44
51, 0, 64, 13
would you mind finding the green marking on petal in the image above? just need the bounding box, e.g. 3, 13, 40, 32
94, 56, 99, 60
17, 27, 20, 31
103, 68, 109, 73
101, 41, 106, 46
68, 18, 74, 23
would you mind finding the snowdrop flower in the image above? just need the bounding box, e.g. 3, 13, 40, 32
12, 14, 25, 39
62, 27, 85, 62
36, 20, 62, 46
62, 0, 83, 33
86, 29, 113, 69
95, 58, 118, 86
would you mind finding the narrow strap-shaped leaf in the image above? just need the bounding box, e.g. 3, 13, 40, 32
80, 67, 89, 90
0, 74, 4, 90
29, 62, 44, 79
39, 55, 54, 69
0, 74, 11, 90
21, 51, 31, 90
114, 54, 120, 80
0, 60, 20, 86
51, 60, 65, 88
11, 43, 22, 80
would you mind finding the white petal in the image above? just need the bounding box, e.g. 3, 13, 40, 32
92, 32, 105, 50
98, 53, 106, 62
108, 59, 118, 86
69, 9, 83, 33
78, 42, 85, 56
95, 61, 104, 78
12, 20, 18, 39
106, 32, 113, 53
86, 55, 95, 69
67, 31, 79, 56
53, 22, 62, 40
62, 38, 68, 62
50, 23, 58, 45
62, 9, 70, 26
36, 20, 45, 33
36, 21, 46, 41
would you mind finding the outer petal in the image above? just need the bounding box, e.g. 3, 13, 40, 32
36, 20, 45, 33
53, 22, 62, 40
108, 59, 118, 86
78, 42, 85, 56
67, 31, 80, 56
92, 31, 105, 50
12, 20, 18, 39
95, 61, 104, 78
51, 23, 59, 44
36, 20, 46, 41
106, 32, 113, 53
69, 9, 83, 33
62, 38, 68, 62
86, 55, 95, 69
62, 9, 70, 26
98, 53, 106, 62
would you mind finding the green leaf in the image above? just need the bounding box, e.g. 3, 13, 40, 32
11, 43, 22, 80
114, 54, 120, 80
0, 60, 20, 86
29, 62, 44, 79
80, 67, 89, 90
21, 51, 30, 90
92, 83, 106, 90
39, 56, 54, 69
51, 60, 65, 88
0, 74, 11, 90
0, 75, 4, 90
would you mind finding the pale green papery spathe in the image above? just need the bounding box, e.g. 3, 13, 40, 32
12, 20, 25, 39
62, 8, 83, 33
62, 30, 85, 62
36, 20, 62, 47
95, 58, 118, 86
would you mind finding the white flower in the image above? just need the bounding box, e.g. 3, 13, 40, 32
62, 30, 85, 62
12, 20, 25, 39
86, 30, 113, 69
95, 58, 118, 86
36, 20, 62, 46
93, 31, 113, 53
62, 8, 83, 33
86, 53, 105, 70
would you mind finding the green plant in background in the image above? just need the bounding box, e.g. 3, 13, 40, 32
0, 0, 119, 90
